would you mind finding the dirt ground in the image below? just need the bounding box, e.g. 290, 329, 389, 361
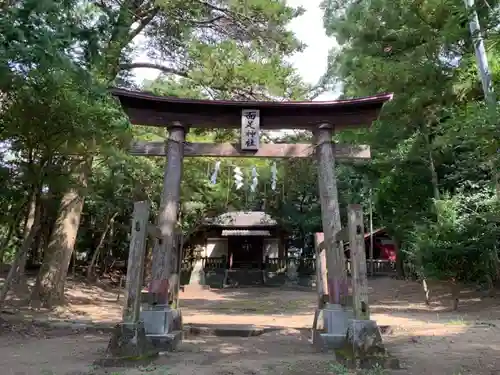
1, 277, 500, 375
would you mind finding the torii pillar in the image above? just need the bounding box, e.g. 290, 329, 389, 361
150, 123, 186, 305
141, 123, 186, 348
314, 124, 351, 348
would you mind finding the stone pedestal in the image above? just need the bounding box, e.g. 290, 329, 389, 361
140, 305, 182, 351
323, 303, 353, 334
106, 322, 158, 359
317, 303, 353, 350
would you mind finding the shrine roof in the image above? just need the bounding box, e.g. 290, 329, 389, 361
204, 211, 278, 228
110, 88, 393, 130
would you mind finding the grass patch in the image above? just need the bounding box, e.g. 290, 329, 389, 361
210, 299, 312, 314
328, 362, 388, 374
443, 317, 469, 326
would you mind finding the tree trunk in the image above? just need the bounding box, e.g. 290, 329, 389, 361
0, 189, 42, 307
421, 127, 440, 202
428, 149, 440, 201
31, 158, 91, 307
13, 194, 38, 287
0, 202, 26, 266
494, 166, 500, 201
31, 226, 43, 264
486, 272, 496, 298
393, 238, 405, 279
422, 277, 430, 306
86, 212, 118, 281
451, 281, 460, 311
38, 184, 63, 262
490, 245, 500, 288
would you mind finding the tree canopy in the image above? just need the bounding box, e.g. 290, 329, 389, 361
322, 0, 500, 286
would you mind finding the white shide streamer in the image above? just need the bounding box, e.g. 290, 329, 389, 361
233, 166, 244, 190
210, 161, 221, 184
250, 166, 259, 192
270, 162, 277, 191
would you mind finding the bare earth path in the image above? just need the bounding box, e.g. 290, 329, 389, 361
1, 277, 500, 374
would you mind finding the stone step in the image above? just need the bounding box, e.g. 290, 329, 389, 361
183, 323, 281, 337
225, 270, 263, 287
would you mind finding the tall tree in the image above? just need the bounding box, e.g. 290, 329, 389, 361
0, 0, 310, 306
321, 0, 500, 285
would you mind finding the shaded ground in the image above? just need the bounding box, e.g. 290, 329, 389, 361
1, 276, 500, 374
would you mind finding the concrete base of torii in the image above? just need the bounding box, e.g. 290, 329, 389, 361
312, 305, 400, 370
140, 304, 183, 351
314, 303, 353, 350
103, 321, 158, 362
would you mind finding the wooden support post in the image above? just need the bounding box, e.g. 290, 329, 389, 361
172, 231, 183, 308
123, 201, 150, 322
311, 232, 328, 343
312, 233, 328, 344
315, 125, 347, 306
314, 232, 328, 308
369, 189, 374, 276
348, 204, 370, 320
150, 124, 186, 306
147, 223, 162, 239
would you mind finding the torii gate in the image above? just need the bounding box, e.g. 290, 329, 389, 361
110, 87, 392, 351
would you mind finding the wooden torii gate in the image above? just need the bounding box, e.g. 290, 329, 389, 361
111, 88, 392, 312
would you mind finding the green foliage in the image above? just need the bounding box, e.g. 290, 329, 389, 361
5, 0, 499, 297
408, 194, 500, 283
2, 68, 128, 154
0, 0, 317, 273
321, 0, 500, 282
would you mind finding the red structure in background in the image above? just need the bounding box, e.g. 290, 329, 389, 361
368, 228, 396, 261
344, 227, 396, 262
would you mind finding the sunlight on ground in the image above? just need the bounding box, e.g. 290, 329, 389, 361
1, 277, 500, 374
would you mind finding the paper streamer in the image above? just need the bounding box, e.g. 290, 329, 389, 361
270, 162, 277, 191
234, 166, 244, 190
210, 161, 221, 184
250, 166, 259, 192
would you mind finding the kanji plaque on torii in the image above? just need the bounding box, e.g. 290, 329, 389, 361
241, 109, 260, 151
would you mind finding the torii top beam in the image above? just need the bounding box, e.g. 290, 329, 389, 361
110, 88, 393, 131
